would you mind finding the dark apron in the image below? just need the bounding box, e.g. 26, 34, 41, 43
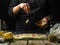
15, 0, 48, 34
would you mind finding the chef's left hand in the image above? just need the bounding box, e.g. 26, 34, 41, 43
41, 16, 51, 25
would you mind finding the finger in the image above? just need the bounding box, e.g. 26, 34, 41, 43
24, 3, 30, 14
19, 3, 25, 8
46, 16, 51, 21
22, 4, 25, 9
41, 18, 47, 24
22, 3, 30, 14
24, 4, 29, 14
26, 3, 30, 14
23, 5, 27, 13
26, 4, 28, 14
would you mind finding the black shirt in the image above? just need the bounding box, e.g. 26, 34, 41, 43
8, 0, 53, 33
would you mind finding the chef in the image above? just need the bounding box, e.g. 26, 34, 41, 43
8, 0, 53, 34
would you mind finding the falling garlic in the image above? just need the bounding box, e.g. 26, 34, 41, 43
25, 19, 29, 24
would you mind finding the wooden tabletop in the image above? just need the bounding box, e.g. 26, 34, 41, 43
9, 40, 60, 45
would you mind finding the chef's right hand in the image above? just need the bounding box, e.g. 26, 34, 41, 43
19, 3, 30, 14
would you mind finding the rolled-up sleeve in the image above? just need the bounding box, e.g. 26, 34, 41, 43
8, 0, 19, 17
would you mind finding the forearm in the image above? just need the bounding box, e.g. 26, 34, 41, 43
13, 5, 21, 15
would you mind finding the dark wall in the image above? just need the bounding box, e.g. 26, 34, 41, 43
55, 1, 60, 21
1, 0, 17, 30
1, 0, 10, 20
48, 0, 60, 22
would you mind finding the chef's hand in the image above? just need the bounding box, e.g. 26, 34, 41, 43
19, 3, 30, 14
35, 16, 51, 28
41, 16, 51, 25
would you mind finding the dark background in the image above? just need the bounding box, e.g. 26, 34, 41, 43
1, 0, 17, 30
0, 0, 60, 30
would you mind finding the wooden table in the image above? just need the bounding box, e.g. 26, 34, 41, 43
8, 40, 60, 45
